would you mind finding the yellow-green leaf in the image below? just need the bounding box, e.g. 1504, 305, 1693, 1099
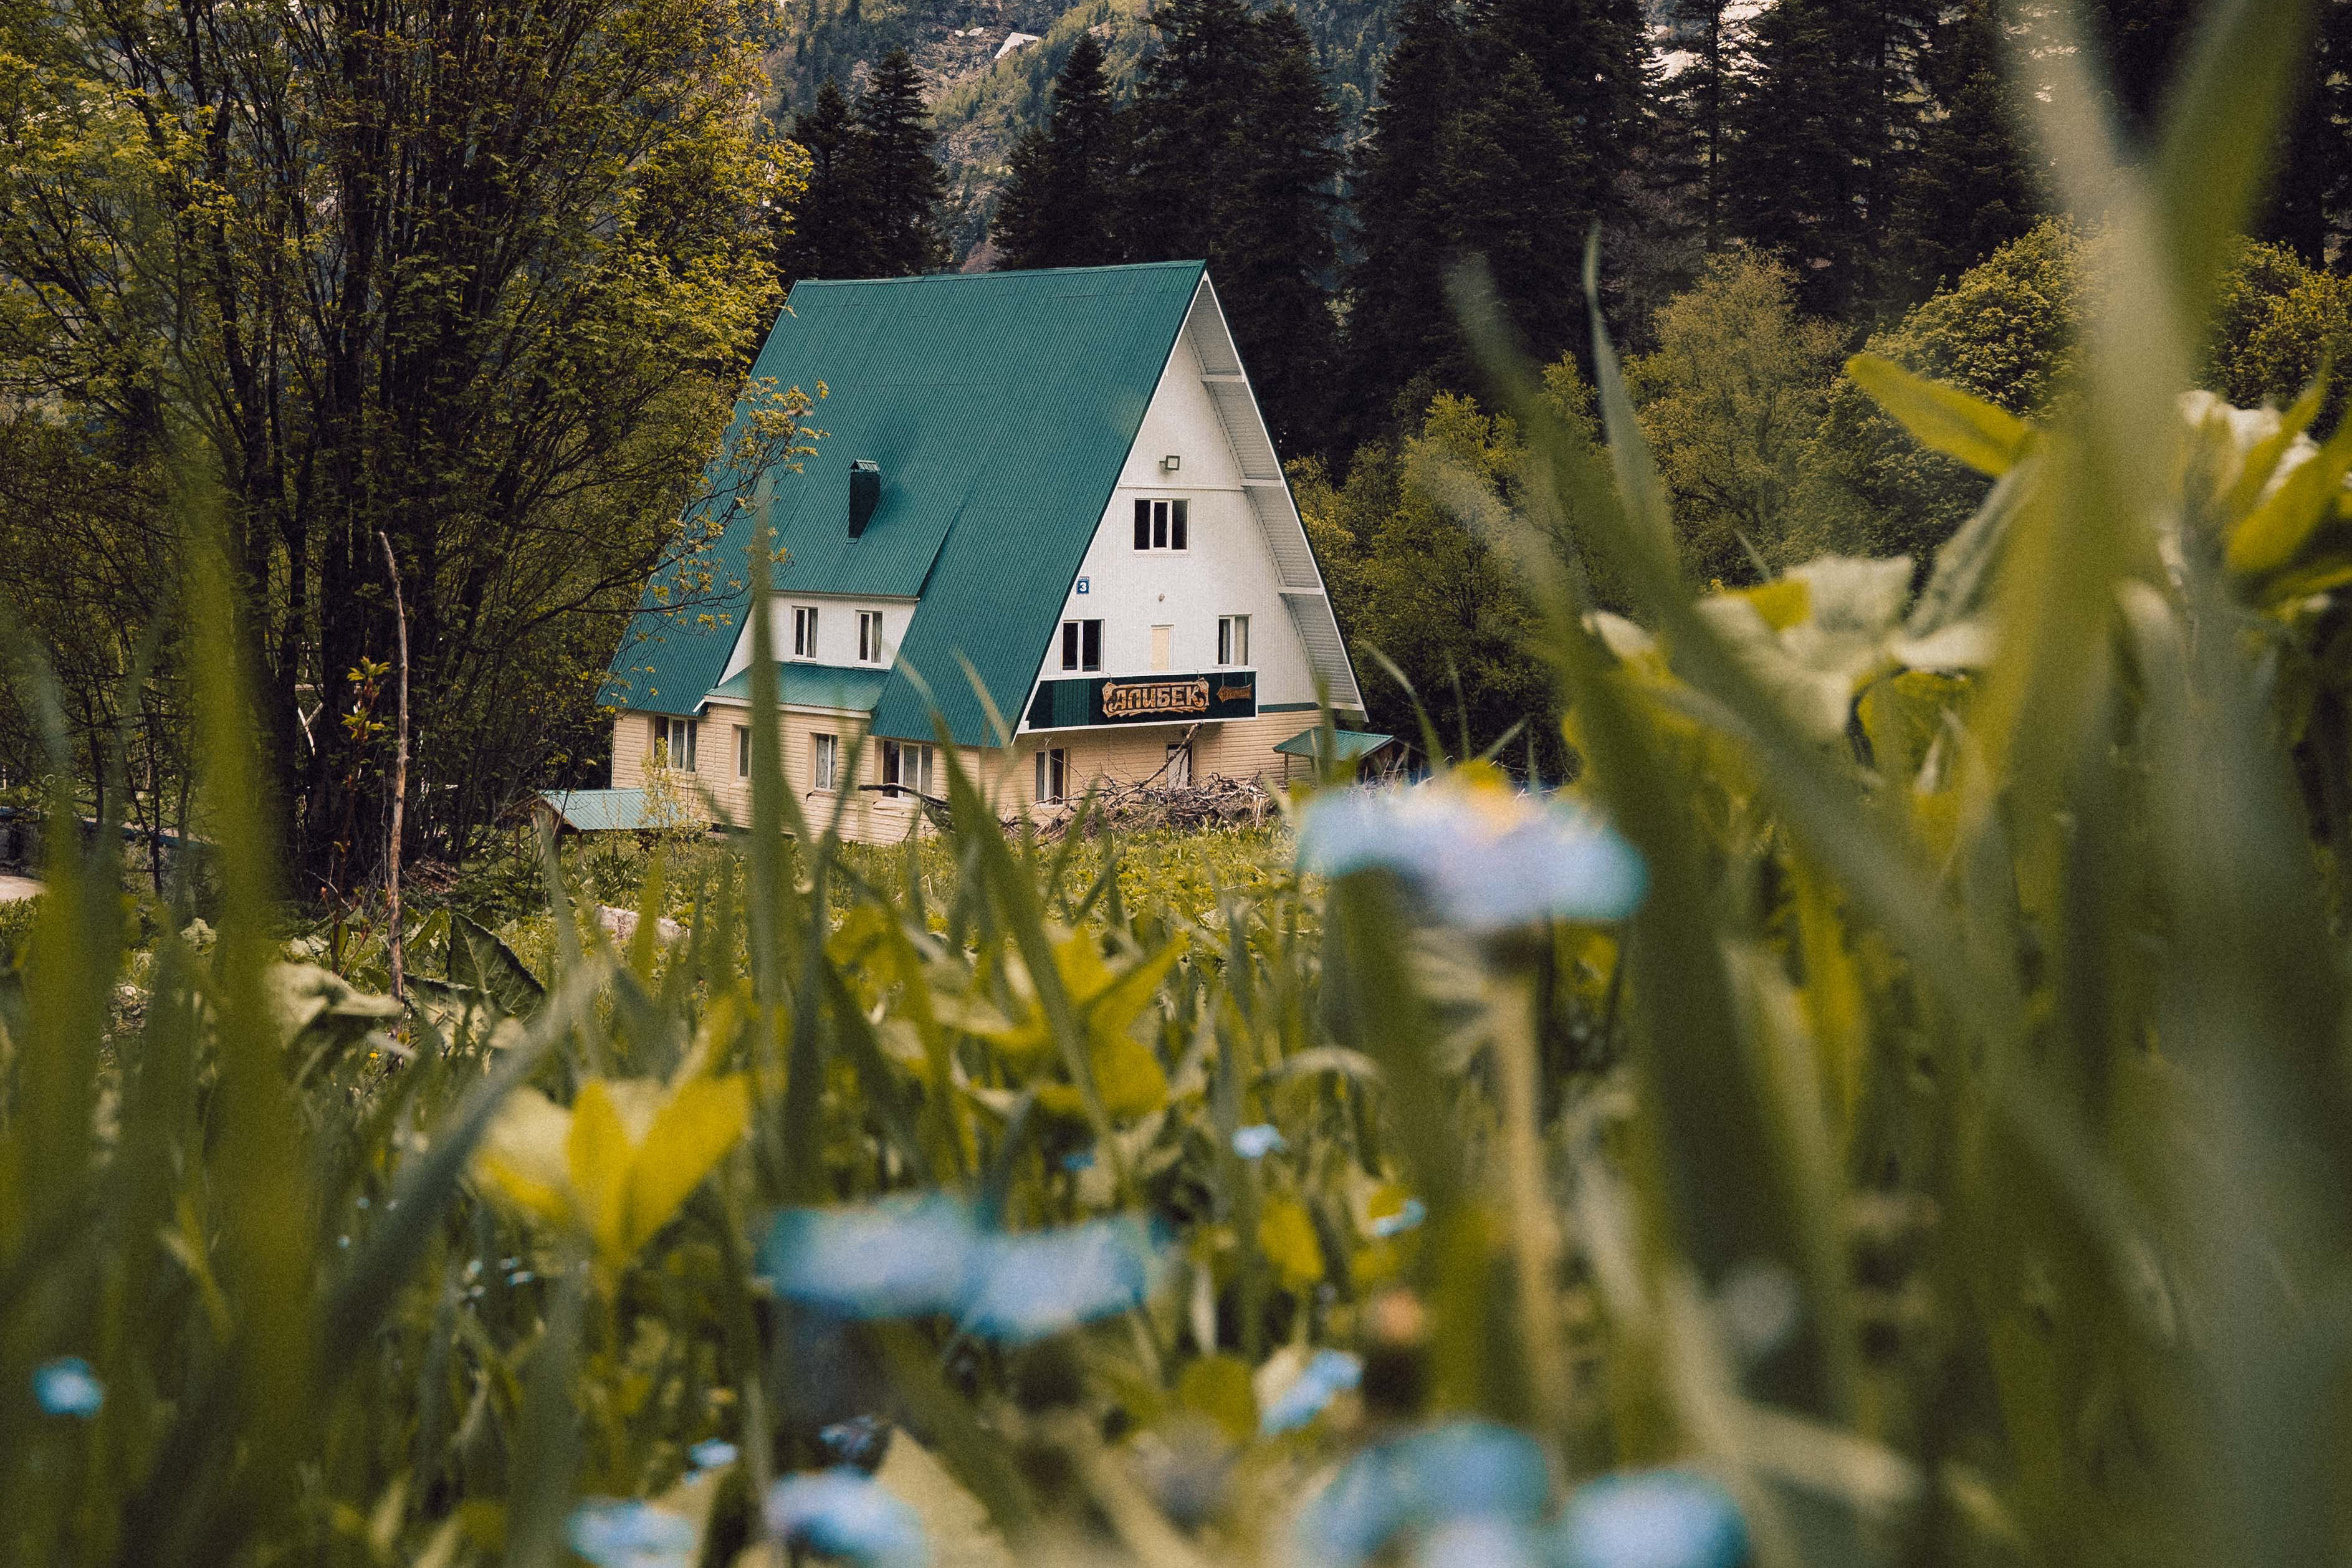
1847, 353, 2030, 477
1090, 1035, 1170, 1122
1257, 1197, 1324, 1293
624, 1073, 750, 1255
2227, 413, 2352, 577
567, 1081, 633, 1263
1175, 1354, 1259, 1444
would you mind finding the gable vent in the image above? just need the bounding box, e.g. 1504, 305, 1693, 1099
848, 460, 881, 538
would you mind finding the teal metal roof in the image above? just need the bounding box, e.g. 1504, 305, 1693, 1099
1274, 727, 1398, 762
704, 661, 888, 713
536, 788, 655, 833
604, 261, 1208, 739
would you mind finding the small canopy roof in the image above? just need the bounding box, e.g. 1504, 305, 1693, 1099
533, 788, 656, 834
704, 662, 889, 714
1274, 727, 1398, 762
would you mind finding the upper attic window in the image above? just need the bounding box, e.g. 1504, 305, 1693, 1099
1132, 498, 1188, 552
791, 605, 818, 659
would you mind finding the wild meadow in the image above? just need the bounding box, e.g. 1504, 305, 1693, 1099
8, 4, 2352, 1567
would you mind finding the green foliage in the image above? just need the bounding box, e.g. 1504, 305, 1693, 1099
1625, 249, 1847, 583
990, 34, 1126, 270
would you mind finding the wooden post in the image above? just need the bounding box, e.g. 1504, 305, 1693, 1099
379, 532, 410, 1006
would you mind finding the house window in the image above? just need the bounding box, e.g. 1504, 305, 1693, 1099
811, 732, 839, 791
791, 605, 819, 659
858, 610, 886, 665
1061, 618, 1102, 672
883, 740, 935, 796
1035, 747, 1069, 802
1150, 625, 1172, 671
1218, 614, 1250, 666
654, 716, 697, 772
1131, 497, 1188, 552
1164, 742, 1192, 789
735, 725, 750, 778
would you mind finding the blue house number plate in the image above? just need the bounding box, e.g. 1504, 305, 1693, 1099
1076, 577, 1091, 595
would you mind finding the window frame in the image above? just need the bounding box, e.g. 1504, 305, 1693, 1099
810, 732, 839, 792
1131, 497, 1189, 553
1060, 618, 1102, 673
857, 610, 885, 666
791, 604, 820, 660
735, 724, 750, 779
654, 715, 698, 772
1035, 746, 1069, 803
883, 739, 935, 796
1217, 614, 1250, 667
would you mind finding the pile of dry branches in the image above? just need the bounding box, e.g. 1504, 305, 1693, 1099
1029, 773, 1276, 842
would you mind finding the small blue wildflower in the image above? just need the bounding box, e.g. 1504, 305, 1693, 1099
355, 1195, 370, 1210
1370, 1198, 1428, 1238
763, 1195, 982, 1319
507, 1269, 537, 1285
338, 1235, 351, 1249
1261, 1348, 1364, 1435
1400, 1422, 1549, 1523
1232, 1124, 1287, 1159
1298, 788, 1647, 932
688, 1438, 740, 1473
32, 1357, 103, 1418
1551, 1471, 1747, 1568
565, 1498, 696, 1568
1420, 1516, 1546, 1568
1294, 1420, 1550, 1567
766, 1467, 928, 1568
958, 1215, 1169, 1344
819, 1415, 894, 1473
1061, 1149, 1097, 1173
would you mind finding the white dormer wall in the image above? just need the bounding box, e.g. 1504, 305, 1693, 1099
1017, 280, 1357, 731
715, 594, 919, 687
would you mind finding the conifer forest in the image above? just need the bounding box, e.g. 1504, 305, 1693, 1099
11, 3, 2352, 1568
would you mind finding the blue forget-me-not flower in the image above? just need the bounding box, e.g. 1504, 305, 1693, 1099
1298, 780, 1646, 932
565, 1499, 696, 1568
1232, 1124, 1288, 1159
766, 1467, 928, 1568
763, 1198, 1169, 1345
33, 1357, 103, 1418
1261, 1348, 1364, 1435
1552, 1470, 1748, 1568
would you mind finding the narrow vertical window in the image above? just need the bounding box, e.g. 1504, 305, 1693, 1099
792, 605, 819, 659
858, 610, 884, 664
1218, 614, 1249, 666
1152, 499, 1169, 549
1165, 742, 1192, 789
1035, 747, 1069, 801
682, 720, 696, 772
1061, 619, 1101, 672
735, 725, 750, 778
1133, 497, 1152, 550
811, 733, 839, 791
1170, 498, 1188, 550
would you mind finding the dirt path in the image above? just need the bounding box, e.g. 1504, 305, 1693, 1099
0, 874, 40, 902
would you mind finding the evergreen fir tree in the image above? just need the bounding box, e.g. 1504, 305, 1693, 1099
1223, 8, 1344, 456
1433, 50, 1587, 373
1341, 0, 1467, 433
991, 34, 1126, 270
2082, 0, 2198, 146
1121, 0, 1262, 257
854, 49, 950, 276
1657, 0, 1740, 251
1468, 0, 1652, 226
778, 79, 874, 285
2264, 0, 2352, 267
1725, 0, 1933, 319
1889, 0, 2038, 300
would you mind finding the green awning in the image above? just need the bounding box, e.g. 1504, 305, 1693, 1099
535, 788, 655, 833
702, 662, 889, 714
1274, 727, 1397, 762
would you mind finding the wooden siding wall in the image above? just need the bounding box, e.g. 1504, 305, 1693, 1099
615, 706, 1314, 844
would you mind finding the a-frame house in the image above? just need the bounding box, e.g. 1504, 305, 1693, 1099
600, 261, 1380, 842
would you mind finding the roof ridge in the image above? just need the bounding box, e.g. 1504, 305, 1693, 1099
789, 260, 1207, 291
